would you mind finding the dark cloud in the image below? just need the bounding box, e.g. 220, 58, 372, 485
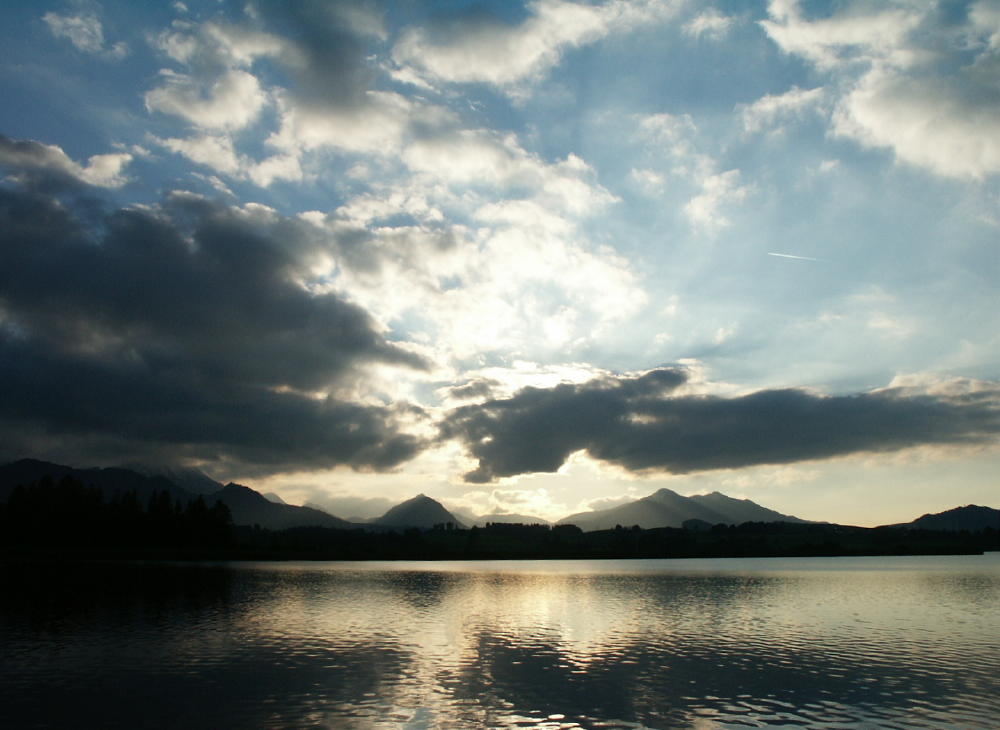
0, 135, 107, 192
441, 369, 1000, 482
446, 378, 501, 401
0, 158, 427, 473
234, 1, 382, 110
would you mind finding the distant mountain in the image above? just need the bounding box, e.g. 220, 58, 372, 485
0, 459, 355, 532
124, 463, 223, 495
892, 505, 1000, 532
374, 494, 465, 529
446, 505, 549, 527
0, 459, 192, 503
558, 487, 806, 531
688, 491, 808, 525
447, 506, 479, 526
262, 492, 287, 505
211, 483, 354, 530
473, 512, 551, 526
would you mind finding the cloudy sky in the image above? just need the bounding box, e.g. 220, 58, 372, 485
1, 0, 998, 526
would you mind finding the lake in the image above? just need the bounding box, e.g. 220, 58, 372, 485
2, 554, 999, 728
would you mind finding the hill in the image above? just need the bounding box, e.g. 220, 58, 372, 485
374, 494, 465, 529
892, 505, 1000, 531
558, 487, 806, 531
208, 483, 354, 531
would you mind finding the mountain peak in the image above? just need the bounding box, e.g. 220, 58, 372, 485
375, 493, 464, 529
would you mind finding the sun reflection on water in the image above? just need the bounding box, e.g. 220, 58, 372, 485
2, 555, 999, 728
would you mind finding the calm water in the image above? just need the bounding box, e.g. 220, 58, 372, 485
2, 554, 999, 729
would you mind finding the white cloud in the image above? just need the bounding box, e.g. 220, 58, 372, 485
760, 0, 922, 71
267, 90, 415, 156
77, 152, 133, 188
971, 1, 1000, 50
152, 20, 287, 68
402, 129, 616, 214
43, 10, 128, 60
305, 174, 643, 367
629, 168, 665, 194
834, 67, 1000, 180
684, 170, 750, 230
145, 69, 268, 131
246, 152, 303, 187
762, 0, 1000, 180
740, 85, 826, 133
155, 132, 302, 186
635, 112, 750, 229
636, 112, 700, 157
392, 0, 680, 90
156, 134, 242, 176
683, 9, 735, 40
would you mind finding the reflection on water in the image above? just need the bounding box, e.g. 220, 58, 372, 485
2, 555, 999, 728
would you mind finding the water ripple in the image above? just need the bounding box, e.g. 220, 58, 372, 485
1, 555, 999, 728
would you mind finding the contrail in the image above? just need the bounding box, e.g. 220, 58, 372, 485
767, 252, 825, 262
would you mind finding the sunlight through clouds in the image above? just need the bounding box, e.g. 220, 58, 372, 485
0, 0, 997, 525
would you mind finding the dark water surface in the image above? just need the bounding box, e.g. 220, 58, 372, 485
2, 554, 999, 729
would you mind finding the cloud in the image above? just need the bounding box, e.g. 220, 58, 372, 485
0, 135, 132, 188
683, 9, 735, 40
153, 133, 303, 186
762, 0, 1000, 179
634, 113, 750, 229
43, 9, 128, 60
0, 165, 428, 474
145, 69, 269, 131
740, 86, 825, 134
392, 0, 680, 90
833, 67, 1000, 180
760, 0, 920, 71
683, 169, 750, 231
266, 89, 415, 156
441, 368, 1000, 482
403, 130, 615, 213
444, 379, 503, 402
145, 7, 431, 182
310, 205, 645, 364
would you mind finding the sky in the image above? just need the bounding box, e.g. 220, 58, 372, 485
0, 0, 998, 526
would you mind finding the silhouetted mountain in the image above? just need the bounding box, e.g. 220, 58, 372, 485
124, 463, 223, 495
210, 483, 353, 531
0, 459, 192, 503
262, 492, 287, 505
558, 487, 805, 531
374, 494, 465, 529
473, 512, 551, 526
688, 491, 809, 525
891, 505, 1000, 531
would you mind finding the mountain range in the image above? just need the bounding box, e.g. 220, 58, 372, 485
558, 488, 809, 531
1, 459, 996, 534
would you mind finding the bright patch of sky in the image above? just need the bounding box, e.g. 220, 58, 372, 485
0, 0, 997, 525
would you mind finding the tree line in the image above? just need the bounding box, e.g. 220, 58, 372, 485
0, 476, 232, 551
2, 477, 995, 560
